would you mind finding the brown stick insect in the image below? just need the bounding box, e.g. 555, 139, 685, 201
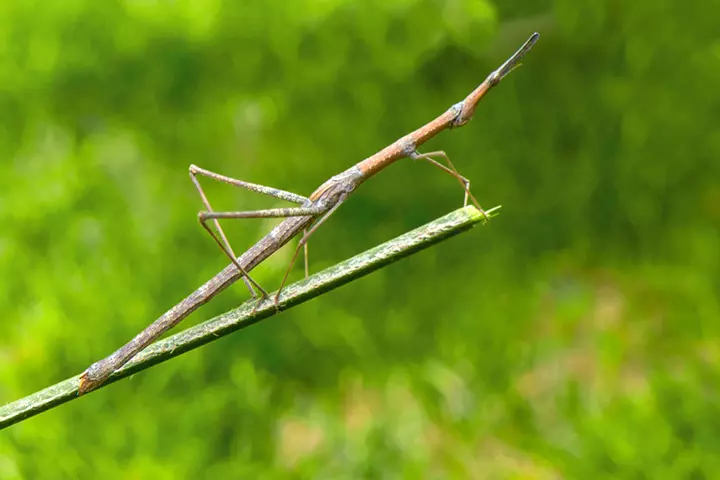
78, 33, 539, 395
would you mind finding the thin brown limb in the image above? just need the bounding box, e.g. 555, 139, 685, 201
411, 150, 488, 220
198, 217, 269, 298
275, 195, 348, 304
189, 165, 308, 204
190, 167, 257, 295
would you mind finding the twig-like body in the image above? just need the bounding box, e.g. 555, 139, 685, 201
1, 206, 493, 430
77, 32, 538, 394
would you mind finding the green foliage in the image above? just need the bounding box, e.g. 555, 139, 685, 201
1, 0, 718, 477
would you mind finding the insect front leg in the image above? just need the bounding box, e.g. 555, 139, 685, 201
410, 150, 488, 220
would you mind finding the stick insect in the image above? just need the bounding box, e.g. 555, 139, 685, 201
78, 33, 539, 395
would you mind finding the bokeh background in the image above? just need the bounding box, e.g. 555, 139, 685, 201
1, 0, 719, 478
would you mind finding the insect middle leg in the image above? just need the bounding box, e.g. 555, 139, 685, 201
190, 164, 312, 297
274, 195, 348, 306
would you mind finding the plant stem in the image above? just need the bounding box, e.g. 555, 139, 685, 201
0, 205, 496, 430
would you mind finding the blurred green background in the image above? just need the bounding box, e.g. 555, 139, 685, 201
1, 0, 719, 478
